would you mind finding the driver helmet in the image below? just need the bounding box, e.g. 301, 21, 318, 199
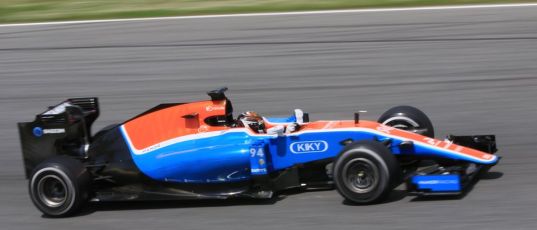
237, 111, 265, 133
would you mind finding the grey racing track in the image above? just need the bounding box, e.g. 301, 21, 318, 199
1, 5, 537, 230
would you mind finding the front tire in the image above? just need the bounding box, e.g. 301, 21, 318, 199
378, 105, 434, 138
29, 156, 90, 217
333, 141, 402, 204
378, 105, 435, 169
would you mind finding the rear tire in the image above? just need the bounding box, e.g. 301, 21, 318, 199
29, 156, 90, 217
333, 141, 402, 204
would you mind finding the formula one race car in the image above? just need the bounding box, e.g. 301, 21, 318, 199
18, 88, 499, 217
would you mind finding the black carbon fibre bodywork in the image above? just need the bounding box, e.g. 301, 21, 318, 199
18, 98, 98, 177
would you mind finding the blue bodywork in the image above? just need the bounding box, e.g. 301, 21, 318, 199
411, 175, 462, 192
120, 124, 498, 184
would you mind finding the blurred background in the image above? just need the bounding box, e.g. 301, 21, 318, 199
1, 0, 536, 23
1, 1, 537, 230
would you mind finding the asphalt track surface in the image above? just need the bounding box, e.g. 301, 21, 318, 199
1, 5, 537, 230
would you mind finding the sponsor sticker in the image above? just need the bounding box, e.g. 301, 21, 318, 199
32, 127, 65, 137
43, 128, 66, 134
205, 105, 225, 112
376, 125, 395, 134
417, 180, 459, 185
290, 140, 329, 154
251, 168, 267, 173
198, 125, 209, 133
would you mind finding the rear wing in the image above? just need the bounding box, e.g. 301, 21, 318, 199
18, 98, 99, 178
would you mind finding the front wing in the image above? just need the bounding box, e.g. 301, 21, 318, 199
407, 135, 498, 196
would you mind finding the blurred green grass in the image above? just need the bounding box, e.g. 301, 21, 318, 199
1, 0, 536, 24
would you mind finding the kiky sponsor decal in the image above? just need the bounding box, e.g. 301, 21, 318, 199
290, 140, 329, 154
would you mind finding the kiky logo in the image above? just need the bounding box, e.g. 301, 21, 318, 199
290, 141, 328, 154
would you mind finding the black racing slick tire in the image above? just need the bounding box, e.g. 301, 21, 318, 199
333, 141, 402, 204
378, 106, 435, 169
29, 156, 90, 217
378, 105, 434, 138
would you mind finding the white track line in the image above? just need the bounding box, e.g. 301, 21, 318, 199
1, 3, 537, 28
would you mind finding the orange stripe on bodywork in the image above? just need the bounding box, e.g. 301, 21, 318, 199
299, 120, 494, 161
359, 121, 494, 161
123, 100, 229, 150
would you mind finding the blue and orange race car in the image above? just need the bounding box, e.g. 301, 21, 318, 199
18, 88, 499, 217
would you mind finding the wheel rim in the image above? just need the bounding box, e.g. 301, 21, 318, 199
37, 175, 67, 208
342, 158, 379, 193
